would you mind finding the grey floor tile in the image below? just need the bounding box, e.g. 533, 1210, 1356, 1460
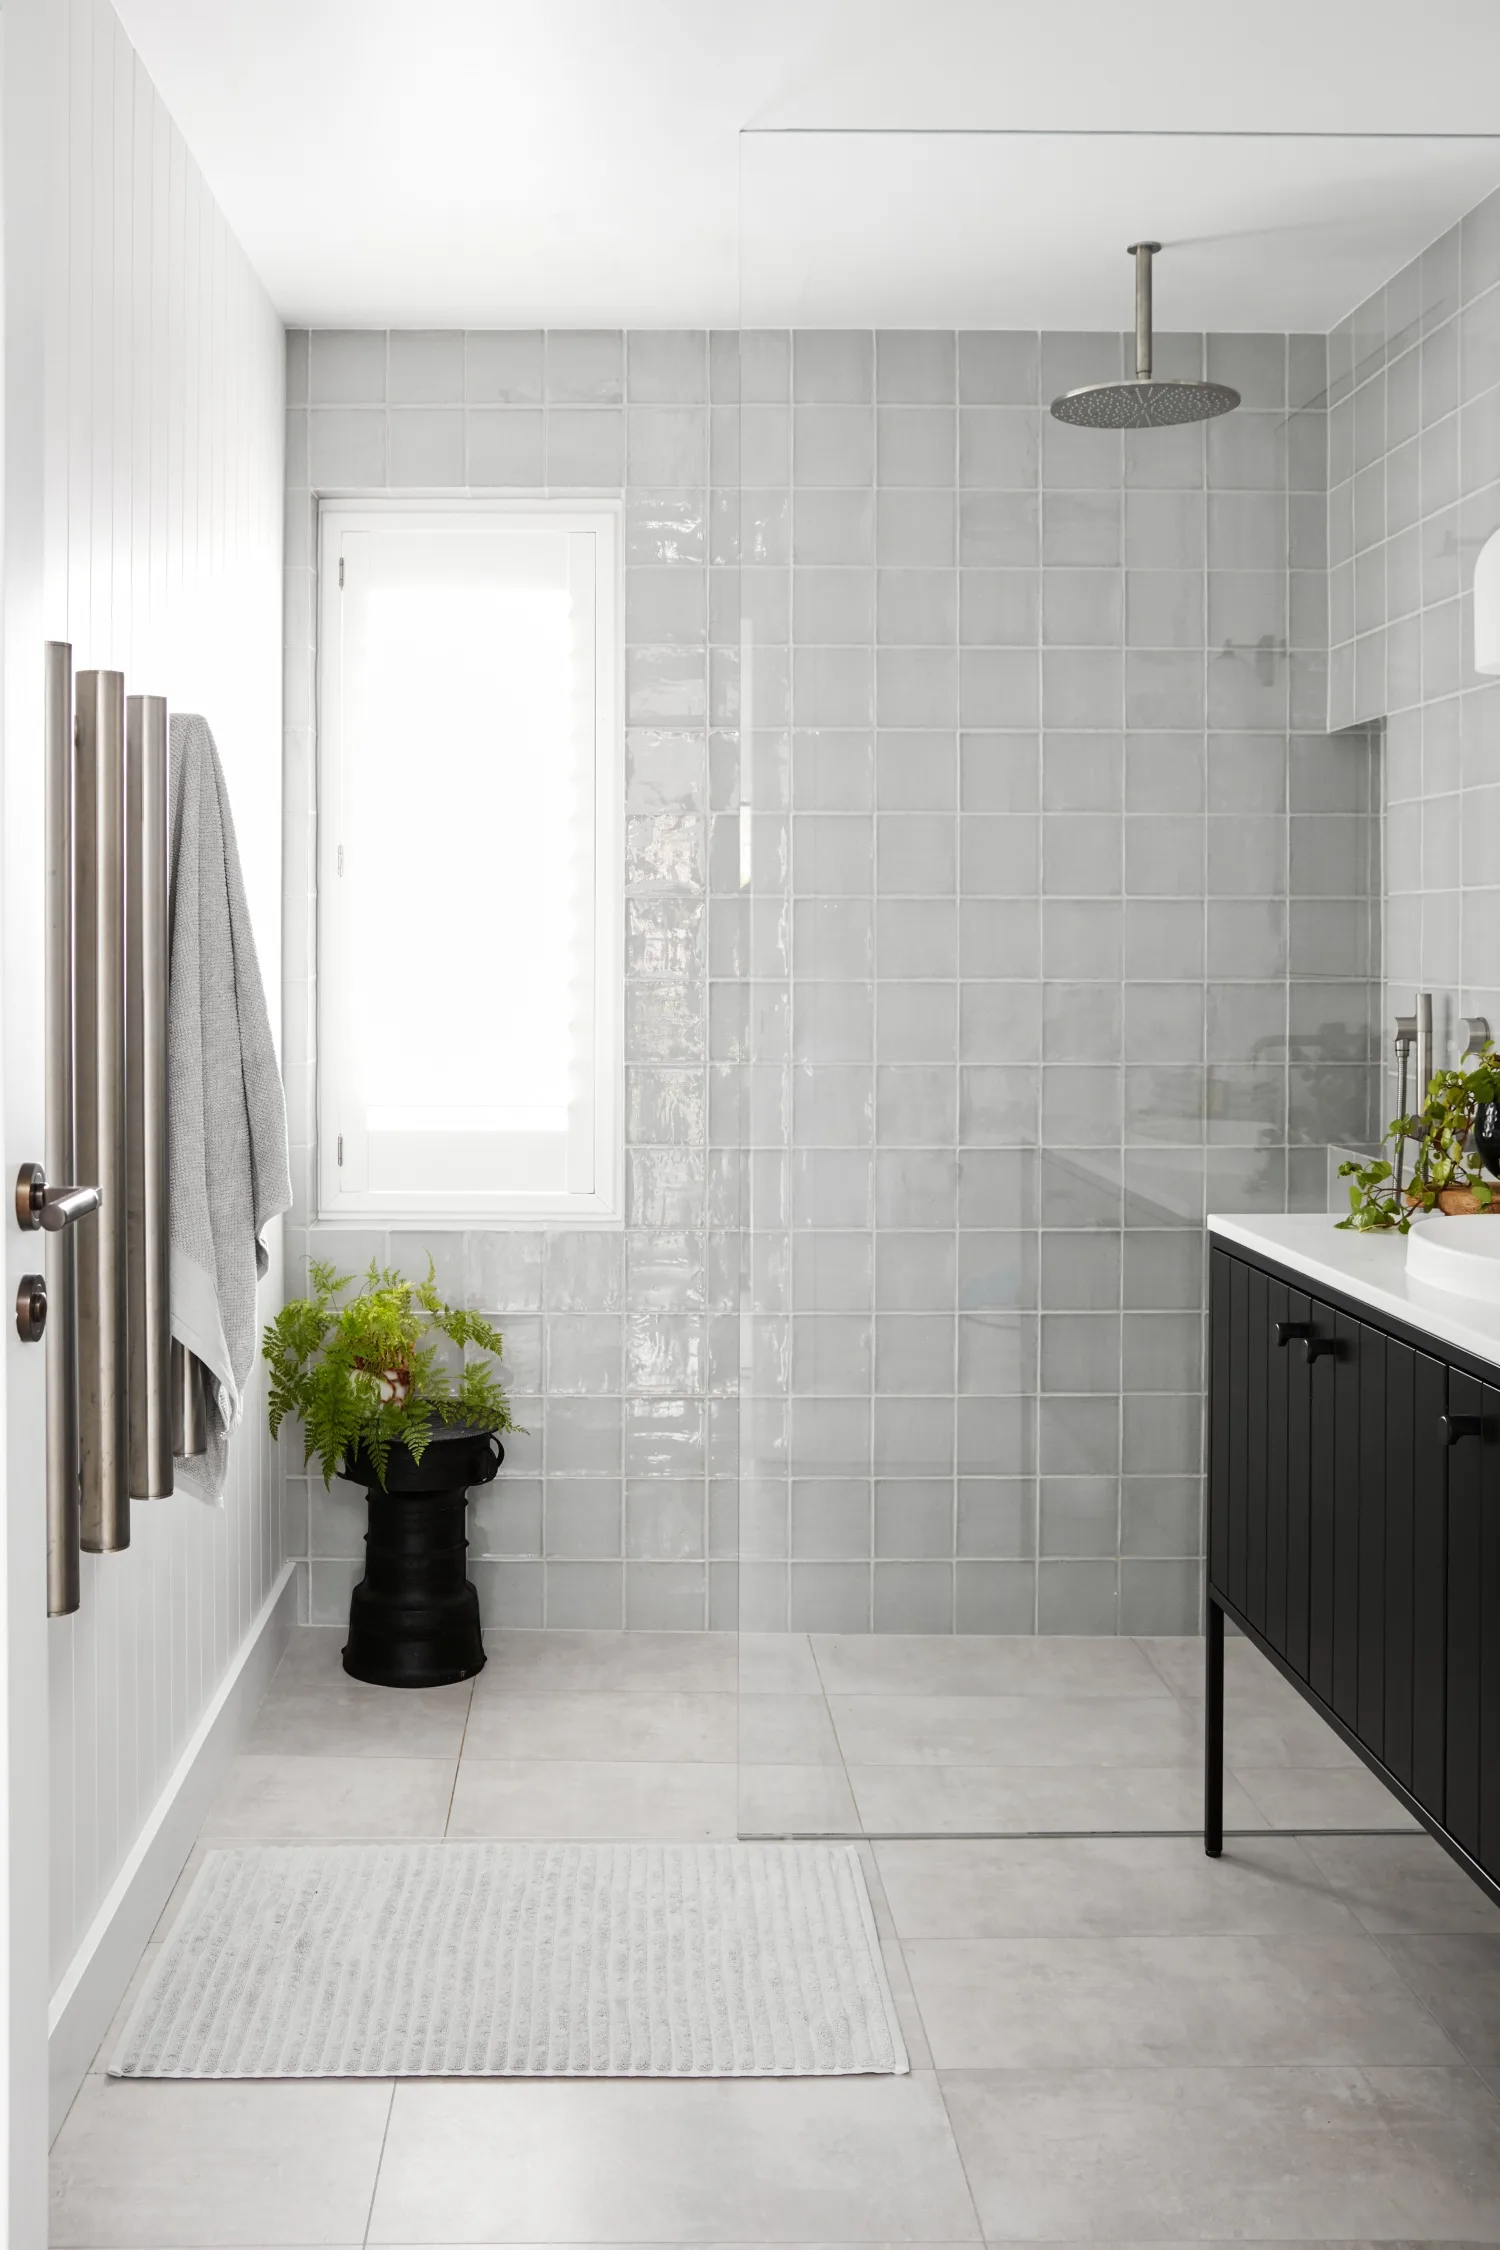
829, 1693, 1200, 1769
269, 1624, 353, 1682
1375, 1934, 1500, 2064
479, 1629, 737, 1692
738, 1692, 844, 1764
874, 1835, 1361, 1939
1301, 1833, 1500, 1935
49, 2078, 392, 2246
461, 1690, 736, 1763
848, 1762, 1267, 1836
446, 1758, 738, 1840
738, 1631, 824, 1692
814, 1634, 1171, 1697
367, 2076, 982, 2242
940, 2063, 1500, 2240
248, 1675, 473, 1758
199, 1755, 456, 1840
1135, 1631, 1267, 1699
1232, 1763, 1420, 1832
904, 1932, 1464, 2068
1221, 1699, 1360, 1768
736, 1763, 861, 1835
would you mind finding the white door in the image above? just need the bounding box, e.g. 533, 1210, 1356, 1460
2, 2, 65, 2238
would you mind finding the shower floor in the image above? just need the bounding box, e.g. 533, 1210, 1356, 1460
49, 1625, 1500, 2245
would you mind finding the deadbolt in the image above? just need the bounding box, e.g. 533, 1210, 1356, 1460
15, 1273, 46, 1342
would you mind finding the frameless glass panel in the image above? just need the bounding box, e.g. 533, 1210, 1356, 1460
729, 127, 1500, 1838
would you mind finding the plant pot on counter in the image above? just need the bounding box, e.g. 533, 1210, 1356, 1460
339, 1423, 502, 1688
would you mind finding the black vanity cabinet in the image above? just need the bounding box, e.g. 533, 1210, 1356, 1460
1207, 1238, 1500, 1905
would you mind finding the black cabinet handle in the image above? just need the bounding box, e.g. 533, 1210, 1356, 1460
1441, 1413, 1484, 1447
1276, 1321, 1335, 1362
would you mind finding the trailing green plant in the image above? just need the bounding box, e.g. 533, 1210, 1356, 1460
263, 1259, 517, 1487
1338, 1041, 1500, 1232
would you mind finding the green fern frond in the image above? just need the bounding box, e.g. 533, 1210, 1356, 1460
261, 1257, 520, 1489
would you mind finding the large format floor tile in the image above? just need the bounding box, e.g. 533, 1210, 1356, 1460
874, 1835, 1364, 1940
63, 1624, 1500, 2249
367, 2077, 981, 2243
1373, 1933, 1500, 2064
813, 1633, 1171, 1697
848, 1761, 1267, 1835
904, 1931, 1464, 2068
1233, 1762, 1421, 1831
480, 1630, 737, 1693
737, 1691, 845, 1764
940, 2063, 1500, 2240
829, 1692, 1201, 1769
461, 1690, 736, 1763
248, 1674, 473, 1758
445, 1757, 739, 1839
199, 1753, 456, 1839
737, 1630, 824, 1693
50, 2078, 393, 2246
736, 1763, 862, 1835
1301, 1831, 1500, 1934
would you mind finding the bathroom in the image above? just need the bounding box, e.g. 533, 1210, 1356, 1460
5, 0, 1500, 2240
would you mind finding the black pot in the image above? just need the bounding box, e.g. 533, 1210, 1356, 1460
1477, 1099, 1500, 1178
339, 1424, 502, 1689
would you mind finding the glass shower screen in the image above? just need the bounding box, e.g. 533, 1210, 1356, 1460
729, 126, 1480, 1838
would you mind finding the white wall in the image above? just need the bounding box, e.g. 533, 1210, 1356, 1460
42, 0, 285, 2000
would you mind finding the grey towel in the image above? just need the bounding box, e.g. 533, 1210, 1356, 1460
168, 716, 291, 1502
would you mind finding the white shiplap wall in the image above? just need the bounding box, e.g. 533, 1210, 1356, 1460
43, 0, 286, 1994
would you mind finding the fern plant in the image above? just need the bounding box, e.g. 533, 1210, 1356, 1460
1339, 1043, 1500, 1232
263, 1259, 517, 1488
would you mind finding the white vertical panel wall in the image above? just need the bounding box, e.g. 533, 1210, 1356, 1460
43, 0, 286, 1994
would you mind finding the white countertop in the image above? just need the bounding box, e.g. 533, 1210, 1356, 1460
1208, 1211, 1500, 1370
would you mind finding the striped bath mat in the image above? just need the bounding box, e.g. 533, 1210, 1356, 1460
110, 1840, 908, 2078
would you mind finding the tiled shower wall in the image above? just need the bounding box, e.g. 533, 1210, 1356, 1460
1325, 184, 1500, 1097
283, 323, 1380, 1635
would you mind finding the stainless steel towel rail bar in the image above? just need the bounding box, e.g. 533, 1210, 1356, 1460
126, 693, 172, 1499
32, 647, 175, 1610
43, 642, 83, 1612
74, 668, 130, 1555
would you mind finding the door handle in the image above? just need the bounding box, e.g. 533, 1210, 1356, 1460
1441, 1413, 1484, 1447
14, 1162, 102, 1233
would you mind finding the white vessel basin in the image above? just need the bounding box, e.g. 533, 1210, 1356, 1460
1405, 1216, 1500, 1304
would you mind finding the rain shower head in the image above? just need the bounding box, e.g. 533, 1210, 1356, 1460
1049, 242, 1239, 430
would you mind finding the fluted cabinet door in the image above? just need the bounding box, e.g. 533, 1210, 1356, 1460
1444, 1372, 1500, 1882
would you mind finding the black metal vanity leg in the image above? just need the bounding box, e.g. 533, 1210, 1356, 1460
1205, 1597, 1225, 1857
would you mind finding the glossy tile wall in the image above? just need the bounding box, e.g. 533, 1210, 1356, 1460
733, 328, 1379, 1636
283, 324, 1380, 1635
1325, 185, 1500, 1084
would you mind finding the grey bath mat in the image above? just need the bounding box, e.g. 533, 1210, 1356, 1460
109, 1840, 908, 2079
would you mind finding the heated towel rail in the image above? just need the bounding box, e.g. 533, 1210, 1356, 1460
20, 642, 177, 1615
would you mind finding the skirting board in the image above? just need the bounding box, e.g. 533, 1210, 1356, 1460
47, 1559, 297, 2137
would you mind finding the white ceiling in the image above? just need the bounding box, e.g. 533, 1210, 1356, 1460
115, 0, 1500, 332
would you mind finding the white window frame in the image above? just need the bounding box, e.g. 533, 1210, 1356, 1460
316, 496, 624, 1226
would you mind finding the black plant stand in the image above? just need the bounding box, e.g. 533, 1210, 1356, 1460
339, 1424, 502, 1688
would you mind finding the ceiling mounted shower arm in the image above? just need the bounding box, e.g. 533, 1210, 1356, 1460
1130, 241, 1161, 384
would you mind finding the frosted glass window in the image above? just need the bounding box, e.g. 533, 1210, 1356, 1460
317, 504, 621, 1222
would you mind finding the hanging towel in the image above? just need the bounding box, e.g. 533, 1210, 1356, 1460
168, 715, 291, 1502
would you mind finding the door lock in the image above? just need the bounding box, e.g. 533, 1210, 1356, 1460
14, 1162, 101, 1233
15, 1274, 46, 1342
